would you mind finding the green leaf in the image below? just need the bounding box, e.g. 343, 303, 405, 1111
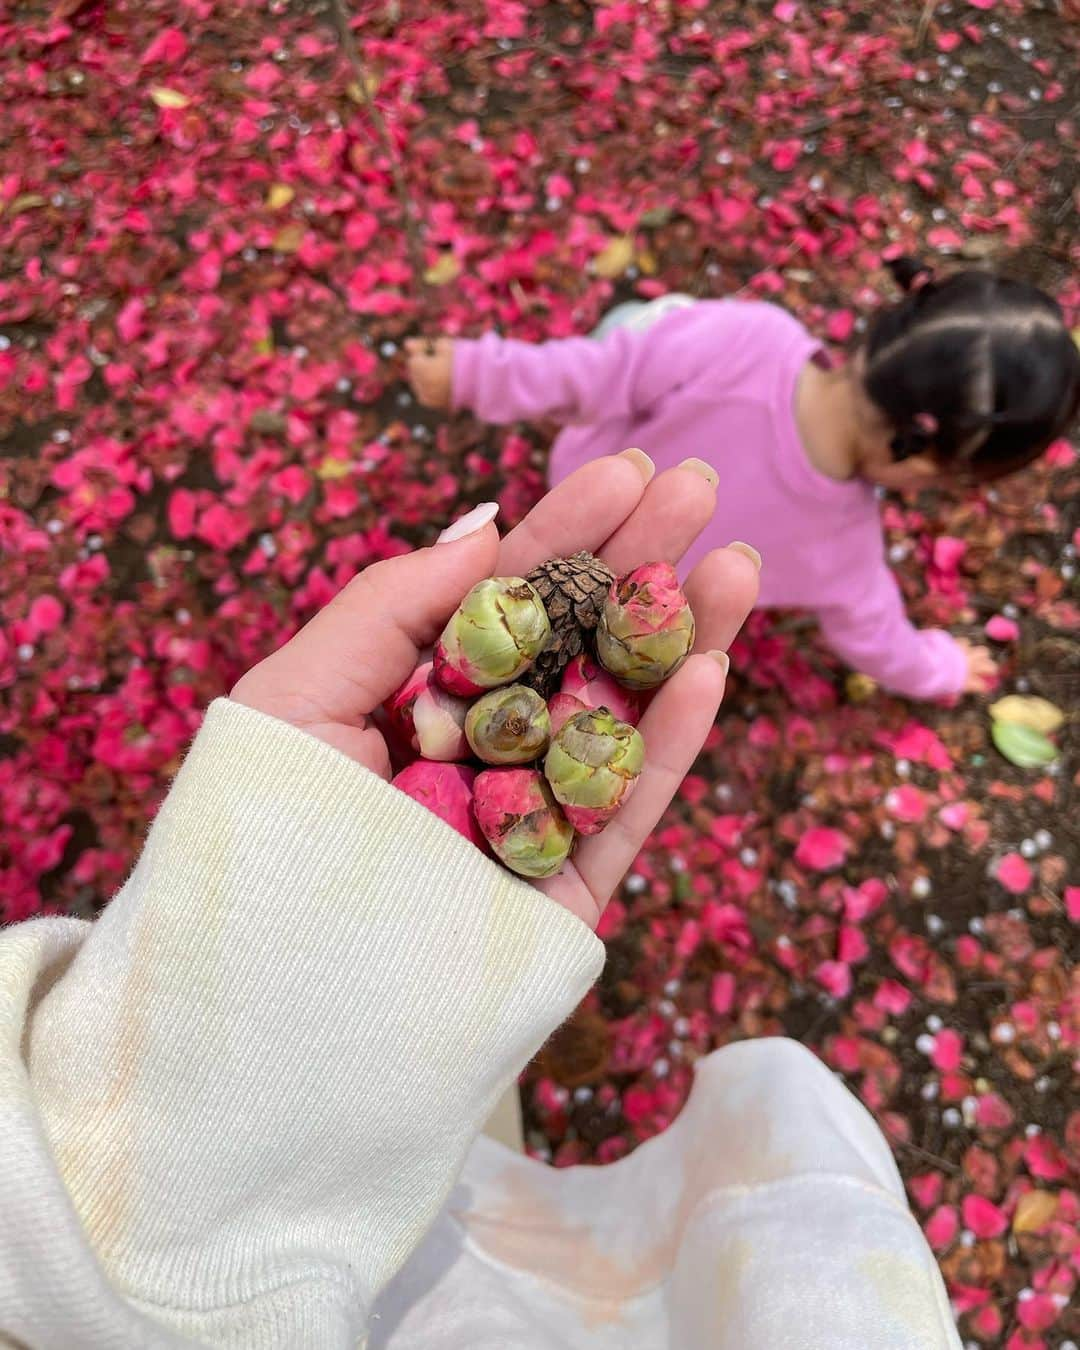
991, 720, 1058, 770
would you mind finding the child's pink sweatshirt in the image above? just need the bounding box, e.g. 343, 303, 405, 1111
452, 300, 967, 700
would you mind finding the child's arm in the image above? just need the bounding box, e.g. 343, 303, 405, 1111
406, 326, 687, 425
817, 568, 990, 700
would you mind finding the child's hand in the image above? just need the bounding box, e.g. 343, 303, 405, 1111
957, 639, 997, 694
405, 337, 454, 410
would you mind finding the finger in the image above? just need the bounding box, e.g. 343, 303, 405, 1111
683, 544, 762, 653
232, 510, 500, 725
537, 652, 728, 920
598, 461, 718, 574
497, 451, 655, 575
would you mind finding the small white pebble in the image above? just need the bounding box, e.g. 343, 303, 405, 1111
959, 1231, 976, 1249
1047, 1021, 1061, 1041
572, 1086, 592, 1103
1025, 1123, 1042, 1137
663, 979, 680, 996
895, 758, 911, 777
962, 1095, 979, 1126
1003, 602, 1019, 619
654, 1058, 669, 1078
624, 874, 646, 894
1018, 1288, 1034, 1302
916, 1033, 936, 1055
17, 643, 34, 661
175, 608, 191, 625
673, 1017, 691, 1037
46, 519, 63, 534
968, 917, 985, 935
920, 1080, 939, 1100
993, 1023, 1016, 1044
942, 1107, 962, 1128
335, 377, 351, 393
880, 821, 895, 841
926, 914, 944, 936
1033, 829, 1052, 850
658, 999, 676, 1018
379, 341, 398, 358
1020, 838, 1038, 859
926, 1014, 943, 1033
1034, 1076, 1050, 1093
739, 847, 758, 867
913, 876, 932, 900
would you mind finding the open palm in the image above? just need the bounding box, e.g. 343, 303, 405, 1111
232, 451, 760, 928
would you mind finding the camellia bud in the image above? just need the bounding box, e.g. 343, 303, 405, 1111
596, 561, 695, 690
465, 684, 551, 765
473, 768, 575, 878
392, 761, 487, 850
544, 707, 644, 835
384, 661, 469, 761
434, 577, 552, 696
559, 651, 642, 725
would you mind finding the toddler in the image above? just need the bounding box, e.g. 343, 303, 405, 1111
406, 259, 1080, 700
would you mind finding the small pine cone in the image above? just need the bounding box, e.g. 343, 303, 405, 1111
523, 551, 615, 697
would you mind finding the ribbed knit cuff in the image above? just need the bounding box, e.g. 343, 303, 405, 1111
29, 699, 604, 1321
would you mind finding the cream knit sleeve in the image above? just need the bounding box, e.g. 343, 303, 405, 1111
0, 699, 604, 1349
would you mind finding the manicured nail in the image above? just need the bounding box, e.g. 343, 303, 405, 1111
437, 501, 499, 544
727, 540, 762, 571
677, 457, 719, 488
707, 650, 730, 679
618, 447, 655, 483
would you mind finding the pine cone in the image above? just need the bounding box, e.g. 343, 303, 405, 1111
523, 551, 615, 697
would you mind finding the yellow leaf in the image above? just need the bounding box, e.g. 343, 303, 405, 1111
845, 672, 878, 703
272, 222, 305, 253
346, 73, 380, 103
149, 86, 191, 109
266, 183, 295, 211
316, 457, 353, 480
4, 194, 46, 218
636, 247, 658, 276
423, 253, 461, 286
252, 336, 274, 357
592, 235, 634, 279
988, 695, 1064, 735
1012, 1190, 1058, 1234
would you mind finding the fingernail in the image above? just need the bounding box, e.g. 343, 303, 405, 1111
437, 501, 499, 544
618, 447, 655, 483
707, 650, 730, 679
677, 457, 719, 488
727, 540, 762, 571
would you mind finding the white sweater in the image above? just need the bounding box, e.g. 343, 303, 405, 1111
0, 700, 961, 1349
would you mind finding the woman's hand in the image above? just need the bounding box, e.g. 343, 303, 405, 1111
232, 451, 760, 928
957, 638, 998, 694
404, 336, 454, 410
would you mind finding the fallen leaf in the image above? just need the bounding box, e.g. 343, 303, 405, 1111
149, 86, 191, 109
990, 721, 1058, 769
988, 695, 1064, 735
316, 457, 354, 480
423, 253, 461, 286
1012, 1190, 1058, 1233
266, 183, 295, 211
2, 194, 47, 218
592, 235, 635, 279
272, 223, 305, 253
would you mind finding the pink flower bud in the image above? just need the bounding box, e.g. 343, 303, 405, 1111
384, 661, 469, 762
391, 760, 486, 851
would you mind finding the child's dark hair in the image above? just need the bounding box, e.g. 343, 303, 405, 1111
862, 256, 1080, 481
